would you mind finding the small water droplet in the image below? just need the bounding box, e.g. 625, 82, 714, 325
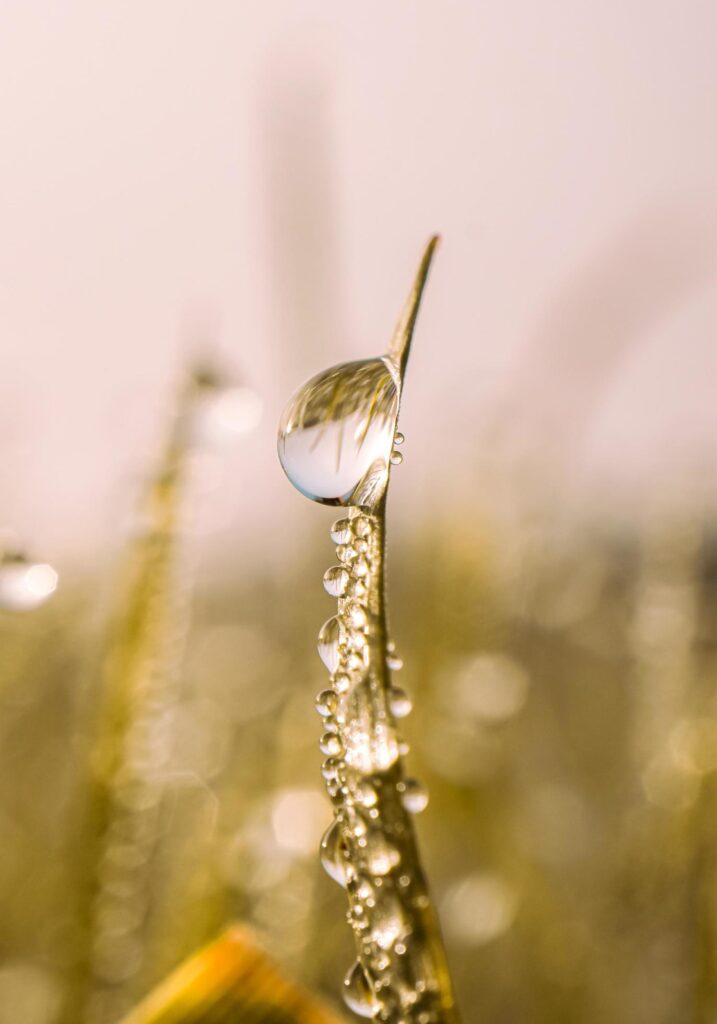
337, 544, 357, 563
323, 565, 349, 597
370, 895, 407, 950
334, 673, 351, 694
331, 517, 353, 544
320, 821, 348, 887
347, 578, 368, 600
318, 616, 344, 672
353, 515, 372, 538
344, 600, 369, 630
343, 961, 377, 1018
316, 690, 338, 717
401, 778, 429, 814
353, 557, 370, 578
390, 450, 403, 465
322, 757, 342, 780
387, 654, 404, 671
320, 732, 344, 756
365, 833, 401, 876
394, 431, 405, 445
389, 687, 412, 718
355, 780, 378, 808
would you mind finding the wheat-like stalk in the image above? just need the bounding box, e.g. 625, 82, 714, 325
69, 368, 227, 1024
278, 238, 460, 1023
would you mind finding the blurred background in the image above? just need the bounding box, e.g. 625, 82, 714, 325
1, 2, 717, 1022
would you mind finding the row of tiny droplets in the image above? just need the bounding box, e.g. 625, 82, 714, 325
314, 433, 436, 1022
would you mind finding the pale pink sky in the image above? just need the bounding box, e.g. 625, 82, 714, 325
1, 1, 716, 565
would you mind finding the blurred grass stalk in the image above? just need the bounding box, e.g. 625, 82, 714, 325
68, 368, 227, 1024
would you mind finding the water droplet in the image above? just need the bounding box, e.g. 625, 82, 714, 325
344, 601, 369, 630
322, 757, 342, 780
394, 431, 405, 445
401, 779, 429, 814
278, 357, 399, 508
318, 616, 344, 672
370, 895, 407, 950
387, 654, 404, 671
331, 518, 353, 544
347, 578, 368, 600
334, 673, 351, 694
389, 687, 412, 718
323, 565, 349, 597
320, 821, 348, 887
316, 690, 338, 717
352, 515, 373, 538
355, 780, 378, 808
337, 544, 357, 563
365, 833, 401, 876
353, 557, 370, 578
320, 732, 344, 756
390, 450, 403, 465
343, 961, 377, 1018
357, 877, 374, 901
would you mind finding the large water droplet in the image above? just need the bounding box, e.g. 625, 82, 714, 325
343, 961, 377, 1018
389, 687, 412, 719
277, 358, 399, 508
323, 565, 349, 597
400, 778, 429, 814
318, 616, 344, 672
320, 821, 349, 887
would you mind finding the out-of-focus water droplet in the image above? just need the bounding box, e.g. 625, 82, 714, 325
400, 779, 429, 814
278, 357, 399, 508
355, 780, 378, 808
331, 518, 353, 544
389, 687, 412, 719
0, 556, 59, 612
320, 732, 344, 756
316, 690, 338, 717
343, 961, 377, 1018
390, 450, 403, 465
394, 431, 405, 445
366, 833, 401, 876
370, 895, 407, 950
387, 654, 404, 671
323, 565, 350, 597
318, 616, 344, 672
320, 821, 349, 887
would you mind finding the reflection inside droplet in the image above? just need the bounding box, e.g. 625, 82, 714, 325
278, 357, 399, 507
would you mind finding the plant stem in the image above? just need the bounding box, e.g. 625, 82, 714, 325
312, 240, 460, 1022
